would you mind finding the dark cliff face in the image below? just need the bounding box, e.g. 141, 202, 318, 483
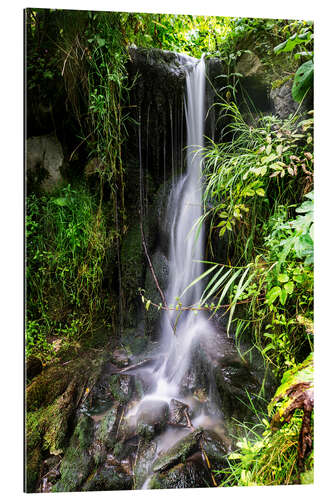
125, 48, 228, 188
126, 48, 187, 189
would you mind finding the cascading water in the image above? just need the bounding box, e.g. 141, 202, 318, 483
154, 55, 209, 394
129, 55, 218, 414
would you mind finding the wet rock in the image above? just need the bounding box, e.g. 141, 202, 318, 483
152, 428, 203, 473
152, 178, 174, 255
111, 348, 130, 368
52, 415, 95, 492
26, 134, 64, 192
25, 446, 42, 493
127, 48, 186, 190
200, 429, 230, 467
121, 327, 148, 356
144, 248, 169, 337
133, 439, 157, 489
92, 404, 119, 465
82, 463, 132, 491
215, 361, 259, 421
37, 456, 61, 492
169, 399, 190, 426
26, 364, 72, 411
137, 399, 170, 439
121, 223, 144, 328
116, 401, 138, 444
149, 461, 208, 489
109, 374, 133, 404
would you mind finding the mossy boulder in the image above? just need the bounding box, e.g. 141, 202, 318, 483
52, 415, 95, 492
149, 461, 208, 489
109, 373, 133, 404
82, 463, 132, 491
152, 428, 203, 473
25, 445, 43, 493
26, 364, 73, 411
25, 350, 108, 492
93, 404, 119, 465
133, 439, 157, 489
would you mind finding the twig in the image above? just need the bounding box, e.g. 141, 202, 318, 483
184, 407, 194, 431
61, 46, 73, 77
69, 132, 93, 161
139, 214, 176, 335
139, 289, 266, 312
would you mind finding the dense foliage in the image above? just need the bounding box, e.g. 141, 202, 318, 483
193, 103, 314, 373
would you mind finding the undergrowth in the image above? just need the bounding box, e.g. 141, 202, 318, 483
26, 183, 113, 362
187, 101, 314, 375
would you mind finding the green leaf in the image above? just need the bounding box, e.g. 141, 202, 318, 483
284, 281, 295, 294
200, 267, 232, 305
180, 264, 219, 298
256, 188, 265, 197
278, 273, 289, 283
292, 60, 314, 103
280, 287, 288, 305
227, 267, 253, 334
266, 286, 281, 305
53, 197, 68, 207
274, 32, 311, 55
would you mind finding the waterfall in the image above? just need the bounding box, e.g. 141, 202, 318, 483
142, 55, 214, 402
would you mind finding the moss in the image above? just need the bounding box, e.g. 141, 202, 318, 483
109, 374, 132, 404
52, 415, 95, 492
25, 349, 108, 491
26, 365, 72, 411
271, 74, 293, 90
93, 405, 119, 464
82, 464, 132, 491
133, 439, 157, 489
148, 474, 163, 489
25, 446, 42, 493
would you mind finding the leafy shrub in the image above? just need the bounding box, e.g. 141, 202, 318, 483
26, 183, 111, 361
185, 102, 313, 374
217, 355, 313, 486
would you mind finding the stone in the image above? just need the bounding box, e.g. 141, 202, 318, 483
52, 415, 95, 492
149, 461, 208, 489
270, 79, 305, 120
168, 398, 190, 426
26, 356, 43, 381
235, 51, 262, 77
84, 157, 103, 177
137, 399, 170, 439
144, 248, 169, 337
82, 463, 132, 491
133, 439, 157, 489
26, 134, 64, 191
152, 428, 202, 473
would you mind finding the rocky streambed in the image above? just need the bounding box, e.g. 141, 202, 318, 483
26, 323, 272, 493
